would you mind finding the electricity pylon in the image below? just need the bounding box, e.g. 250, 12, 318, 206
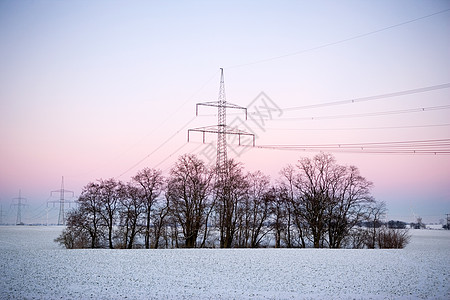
48, 176, 74, 225
188, 68, 255, 178
12, 190, 27, 225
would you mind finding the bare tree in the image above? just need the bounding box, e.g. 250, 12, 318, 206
365, 201, 387, 248
67, 182, 104, 248
245, 171, 272, 248
56, 152, 383, 250
166, 154, 213, 248
55, 209, 90, 249
97, 178, 121, 249
118, 183, 145, 249
377, 227, 411, 249
291, 153, 374, 248
235, 194, 250, 247
271, 187, 287, 248
131, 168, 164, 249
151, 196, 170, 249
215, 159, 248, 248
293, 154, 334, 248
326, 165, 374, 248
279, 165, 306, 248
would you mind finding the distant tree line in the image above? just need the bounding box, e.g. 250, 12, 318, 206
55, 153, 410, 249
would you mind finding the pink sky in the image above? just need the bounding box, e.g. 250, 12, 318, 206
1, 1, 449, 224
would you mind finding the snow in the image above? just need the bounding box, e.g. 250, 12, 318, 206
1, 226, 449, 299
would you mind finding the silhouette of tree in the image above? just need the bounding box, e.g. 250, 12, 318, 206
131, 168, 165, 249
166, 154, 213, 248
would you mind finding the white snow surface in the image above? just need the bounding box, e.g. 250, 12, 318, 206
0, 226, 449, 299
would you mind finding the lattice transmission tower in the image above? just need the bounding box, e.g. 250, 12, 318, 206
0, 204, 3, 225
48, 176, 74, 225
12, 190, 27, 225
188, 68, 255, 178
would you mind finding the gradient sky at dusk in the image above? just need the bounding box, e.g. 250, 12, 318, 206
1, 0, 449, 224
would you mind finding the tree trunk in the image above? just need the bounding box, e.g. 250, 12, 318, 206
145, 211, 151, 249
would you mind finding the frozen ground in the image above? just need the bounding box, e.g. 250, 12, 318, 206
0, 226, 449, 299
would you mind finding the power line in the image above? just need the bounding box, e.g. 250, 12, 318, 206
114, 72, 218, 160
74, 72, 218, 180
196, 83, 450, 119
3, 204, 14, 224
159, 143, 206, 174
116, 116, 197, 178
281, 83, 450, 112
28, 199, 50, 219
118, 78, 449, 179
154, 142, 189, 169
271, 105, 450, 122
266, 123, 450, 131
226, 8, 450, 69
243, 139, 450, 155
263, 139, 450, 148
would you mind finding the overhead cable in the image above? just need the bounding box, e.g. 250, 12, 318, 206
243, 139, 450, 155
272, 105, 450, 122
281, 83, 450, 111
116, 116, 196, 178
226, 8, 450, 69
266, 123, 450, 131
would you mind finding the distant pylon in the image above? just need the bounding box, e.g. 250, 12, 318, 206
48, 176, 74, 225
188, 68, 255, 178
0, 203, 4, 225
12, 190, 27, 225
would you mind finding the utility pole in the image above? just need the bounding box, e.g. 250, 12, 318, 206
12, 190, 27, 225
48, 176, 74, 225
188, 68, 255, 178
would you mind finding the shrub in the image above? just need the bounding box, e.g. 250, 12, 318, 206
377, 227, 411, 249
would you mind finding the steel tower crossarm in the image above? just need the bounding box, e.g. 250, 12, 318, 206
187, 68, 255, 178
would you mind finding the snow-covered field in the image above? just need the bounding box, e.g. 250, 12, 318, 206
0, 226, 449, 299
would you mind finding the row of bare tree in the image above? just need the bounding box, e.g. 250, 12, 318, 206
56, 153, 403, 249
